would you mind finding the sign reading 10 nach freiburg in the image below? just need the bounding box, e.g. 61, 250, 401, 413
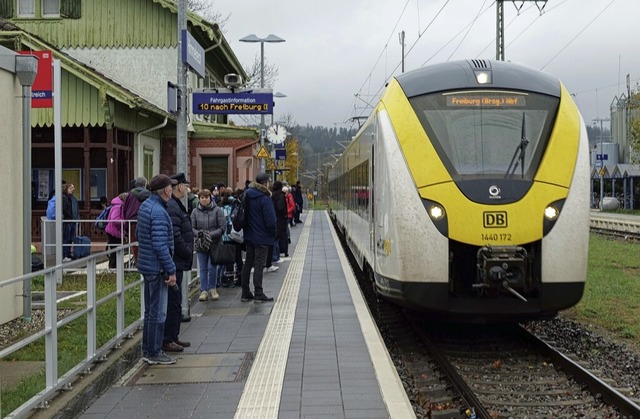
192, 92, 273, 115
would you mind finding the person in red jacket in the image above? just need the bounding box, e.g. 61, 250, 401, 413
284, 185, 296, 227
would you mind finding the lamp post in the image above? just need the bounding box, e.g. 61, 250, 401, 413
239, 34, 285, 173
15, 53, 38, 320
593, 117, 610, 209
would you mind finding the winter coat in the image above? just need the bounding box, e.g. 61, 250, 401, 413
190, 200, 226, 251
136, 193, 176, 276
285, 192, 296, 219
293, 185, 304, 207
105, 195, 125, 238
243, 182, 277, 246
166, 195, 194, 271
123, 186, 151, 221
271, 189, 288, 240
62, 193, 79, 221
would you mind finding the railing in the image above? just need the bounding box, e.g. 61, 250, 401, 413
1, 243, 200, 418
41, 218, 137, 268
0, 245, 142, 418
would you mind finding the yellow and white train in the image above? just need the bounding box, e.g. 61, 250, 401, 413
328, 60, 590, 321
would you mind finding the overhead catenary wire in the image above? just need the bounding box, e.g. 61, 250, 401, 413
540, 0, 617, 70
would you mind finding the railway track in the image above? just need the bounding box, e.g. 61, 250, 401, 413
590, 211, 640, 238
337, 213, 640, 418
372, 298, 640, 418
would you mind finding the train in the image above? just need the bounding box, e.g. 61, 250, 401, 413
328, 59, 590, 321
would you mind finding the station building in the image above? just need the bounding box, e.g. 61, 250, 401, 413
0, 0, 261, 245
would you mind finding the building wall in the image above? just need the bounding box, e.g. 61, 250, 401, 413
0, 48, 26, 323
66, 47, 175, 110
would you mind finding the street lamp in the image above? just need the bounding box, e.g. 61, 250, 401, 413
239, 34, 285, 173
593, 117, 611, 210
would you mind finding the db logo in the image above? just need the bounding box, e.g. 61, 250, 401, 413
483, 211, 508, 228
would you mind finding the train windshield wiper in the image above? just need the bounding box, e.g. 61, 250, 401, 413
505, 113, 529, 178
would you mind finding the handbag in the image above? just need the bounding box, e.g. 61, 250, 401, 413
210, 241, 236, 265
194, 230, 212, 252
228, 228, 244, 244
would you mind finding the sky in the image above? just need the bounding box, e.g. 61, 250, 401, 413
210, 0, 639, 131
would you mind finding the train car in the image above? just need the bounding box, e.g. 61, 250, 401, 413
328, 59, 590, 321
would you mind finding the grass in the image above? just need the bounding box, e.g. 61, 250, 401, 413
2, 232, 640, 413
564, 234, 640, 348
0, 272, 141, 415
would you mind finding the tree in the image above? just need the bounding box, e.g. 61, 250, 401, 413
187, 0, 229, 26
629, 86, 640, 162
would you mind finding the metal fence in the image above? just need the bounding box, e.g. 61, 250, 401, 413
0, 245, 141, 418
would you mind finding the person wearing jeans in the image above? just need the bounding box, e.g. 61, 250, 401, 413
137, 174, 179, 365
190, 188, 225, 301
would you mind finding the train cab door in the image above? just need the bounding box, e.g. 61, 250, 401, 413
369, 143, 376, 262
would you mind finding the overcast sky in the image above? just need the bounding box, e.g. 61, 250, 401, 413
211, 0, 638, 131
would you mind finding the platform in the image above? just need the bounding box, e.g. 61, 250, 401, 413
77, 211, 413, 419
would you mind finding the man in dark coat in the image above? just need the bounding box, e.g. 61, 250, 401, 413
162, 172, 194, 353
122, 176, 149, 264
240, 173, 277, 303
293, 180, 304, 224
137, 174, 178, 365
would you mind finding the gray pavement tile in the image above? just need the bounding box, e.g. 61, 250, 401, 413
345, 409, 390, 418
301, 404, 348, 416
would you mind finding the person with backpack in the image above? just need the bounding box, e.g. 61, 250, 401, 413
105, 192, 127, 269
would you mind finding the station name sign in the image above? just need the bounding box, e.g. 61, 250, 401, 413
192, 92, 273, 114
446, 94, 526, 107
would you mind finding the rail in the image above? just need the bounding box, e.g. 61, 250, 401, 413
0, 245, 142, 418
40, 218, 137, 268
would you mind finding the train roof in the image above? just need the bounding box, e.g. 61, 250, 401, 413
395, 60, 561, 98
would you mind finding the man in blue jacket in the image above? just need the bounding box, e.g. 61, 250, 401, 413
240, 173, 277, 303
137, 174, 178, 365
162, 172, 193, 353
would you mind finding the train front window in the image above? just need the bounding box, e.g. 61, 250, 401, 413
409, 90, 559, 180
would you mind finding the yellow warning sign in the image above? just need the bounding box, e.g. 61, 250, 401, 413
257, 146, 270, 159
599, 169, 605, 176
267, 160, 277, 170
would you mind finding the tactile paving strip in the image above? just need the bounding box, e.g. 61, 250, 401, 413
234, 212, 313, 418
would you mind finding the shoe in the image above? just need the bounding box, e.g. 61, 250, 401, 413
181, 315, 191, 323
62, 257, 72, 263
209, 289, 219, 300
254, 293, 274, 302
162, 342, 184, 352
143, 352, 176, 365
175, 339, 191, 348
266, 265, 279, 272
241, 293, 254, 302
273, 259, 283, 264
198, 291, 208, 301
285, 253, 289, 257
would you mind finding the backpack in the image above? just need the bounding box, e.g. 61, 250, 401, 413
46, 197, 56, 220
95, 205, 112, 230
230, 193, 248, 232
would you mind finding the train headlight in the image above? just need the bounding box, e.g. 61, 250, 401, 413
429, 205, 445, 220
423, 199, 448, 236
542, 199, 565, 236
474, 70, 492, 84
544, 205, 559, 220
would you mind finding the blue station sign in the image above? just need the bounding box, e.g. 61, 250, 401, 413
192, 92, 273, 114
181, 30, 205, 78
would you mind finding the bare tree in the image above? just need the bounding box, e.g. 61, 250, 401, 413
187, 0, 229, 27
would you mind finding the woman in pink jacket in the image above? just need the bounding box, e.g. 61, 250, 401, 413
105, 192, 128, 269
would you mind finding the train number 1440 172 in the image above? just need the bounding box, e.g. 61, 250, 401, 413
481, 232, 512, 242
